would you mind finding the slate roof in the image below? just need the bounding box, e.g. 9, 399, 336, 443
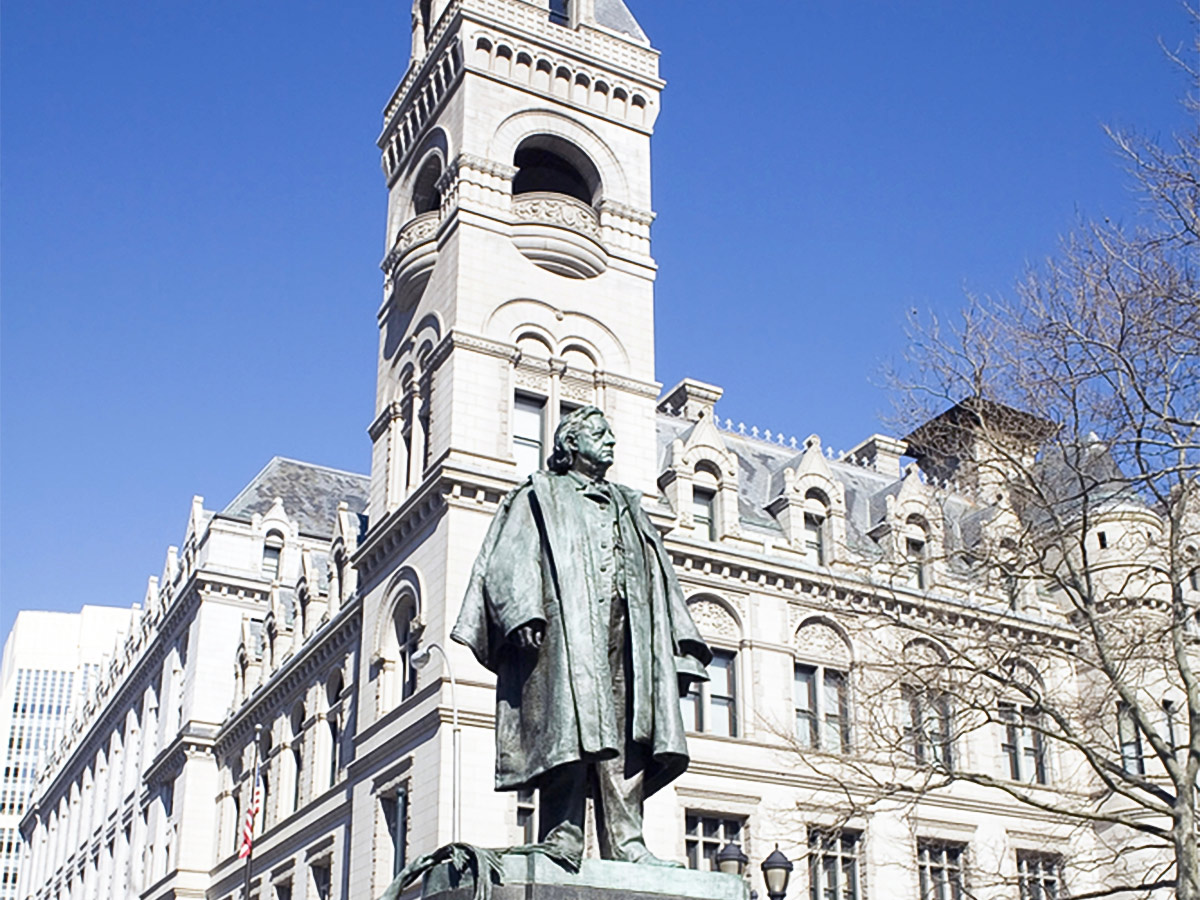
594, 0, 648, 42
221, 457, 370, 538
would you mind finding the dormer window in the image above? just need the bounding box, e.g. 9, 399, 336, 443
906, 538, 926, 589
549, 0, 569, 26
262, 531, 285, 581
693, 488, 716, 542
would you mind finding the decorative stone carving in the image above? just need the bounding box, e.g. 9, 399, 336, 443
795, 620, 851, 666
687, 598, 740, 640
512, 193, 601, 240
382, 211, 441, 275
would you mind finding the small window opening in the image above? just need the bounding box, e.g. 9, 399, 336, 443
262, 531, 284, 581
549, 0, 569, 26
1097, 531, 1108, 549
411, 157, 443, 216
693, 488, 716, 542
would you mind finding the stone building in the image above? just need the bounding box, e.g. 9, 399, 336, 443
16, 2, 1191, 900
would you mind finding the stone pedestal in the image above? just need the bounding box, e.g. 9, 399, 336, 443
422, 854, 749, 900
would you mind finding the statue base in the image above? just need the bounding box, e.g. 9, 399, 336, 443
422, 854, 749, 900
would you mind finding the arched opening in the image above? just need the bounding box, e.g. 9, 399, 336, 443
512, 137, 600, 205
411, 156, 443, 216
803, 488, 830, 565
262, 530, 284, 581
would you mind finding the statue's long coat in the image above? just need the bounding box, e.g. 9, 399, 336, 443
452, 471, 711, 797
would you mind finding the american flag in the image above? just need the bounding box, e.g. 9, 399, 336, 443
238, 770, 263, 859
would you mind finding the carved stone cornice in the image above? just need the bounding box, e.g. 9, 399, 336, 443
594, 370, 661, 399
598, 199, 656, 226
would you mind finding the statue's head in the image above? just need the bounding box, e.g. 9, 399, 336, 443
548, 406, 615, 477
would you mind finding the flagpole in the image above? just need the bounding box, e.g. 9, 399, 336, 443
242, 723, 263, 900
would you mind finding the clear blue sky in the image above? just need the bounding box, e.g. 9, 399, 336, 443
2, 1, 1193, 638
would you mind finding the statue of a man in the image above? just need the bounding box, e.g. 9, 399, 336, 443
452, 406, 711, 866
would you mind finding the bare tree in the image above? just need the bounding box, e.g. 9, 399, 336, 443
778, 25, 1199, 900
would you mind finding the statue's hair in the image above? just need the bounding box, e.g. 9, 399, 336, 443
547, 406, 607, 474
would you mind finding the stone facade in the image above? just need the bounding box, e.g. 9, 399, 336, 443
15, 3, 1193, 900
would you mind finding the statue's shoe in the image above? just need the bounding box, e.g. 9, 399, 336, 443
614, 843, 684, 868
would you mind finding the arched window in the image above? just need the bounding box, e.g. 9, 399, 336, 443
411, 156, 442, 216
262, 531, 284, 581
803, 488, 829, 564
794, 620, 853, 753
692, 463, 720, 542
512, 137, 599, 205
288, 702, 305, 813
903, 515, 929, 588
899, 641, 953, 769
325, 670, 344, 788
997, 661, 1049, 785
394, 606, 420, 703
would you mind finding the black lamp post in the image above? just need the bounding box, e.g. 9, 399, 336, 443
715, 842, 749, 876
761, 845, 794, 900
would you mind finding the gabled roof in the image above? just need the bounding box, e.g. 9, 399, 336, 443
221, 457, 370, 538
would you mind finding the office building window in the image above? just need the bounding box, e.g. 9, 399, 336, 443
1117, 703, 1144, 775
1000, 703, 1048, 784
1016, 851, 1063, 900
795, 664, 851, 752
680, 650, 737, 737
808, 829, 861, 900
693, 488, 716, 541
513, 395, 546, 474
901, 685, 953, 768
917, 841, 966, 900
685, 813, 745, 872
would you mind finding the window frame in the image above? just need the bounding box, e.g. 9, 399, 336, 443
680, 648, 738, 737
794, 663, 852, 753
512, 392, 547, 475
999, 702, 1049, 785
1016, 850, 1064, 900
1117, 702, 1145, 776
807, 828, 861, 900
917, 839, 967, 900
901, 684, 953, 769
380, 790, 408, 878
684, 811, 746, 872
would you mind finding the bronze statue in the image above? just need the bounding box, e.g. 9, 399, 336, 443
452, 406, 711, 866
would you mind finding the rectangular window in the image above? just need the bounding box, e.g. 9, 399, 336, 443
917, 840, 966, 900
1016, 851, 1063, 900
516, 788, 537, 844
693, 488, 717, 541
1117, 703, 1144, 775
680, 650, 737, 737
807, 829, 860, 900
381, 792, 407, 878
804, 513, 825, 564
513, 394, 546, 475
902, 685, 953, 769
274, 882, 292, 900
548, 0, 570, 25
310, 862, 331, 900
1000, 703, 1048, 785
795, 665, 851, 752
685, 813, 745, 872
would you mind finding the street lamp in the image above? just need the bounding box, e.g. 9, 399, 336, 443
716, 842, 749, 876
761, 846, 793, 900
411, 642, 461, 843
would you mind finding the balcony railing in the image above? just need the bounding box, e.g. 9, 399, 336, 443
511, 192, 600, 241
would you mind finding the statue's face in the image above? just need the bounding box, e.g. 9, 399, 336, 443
569, 414, 616, 475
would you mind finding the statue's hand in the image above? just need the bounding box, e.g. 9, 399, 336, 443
513, 622, 545, 651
